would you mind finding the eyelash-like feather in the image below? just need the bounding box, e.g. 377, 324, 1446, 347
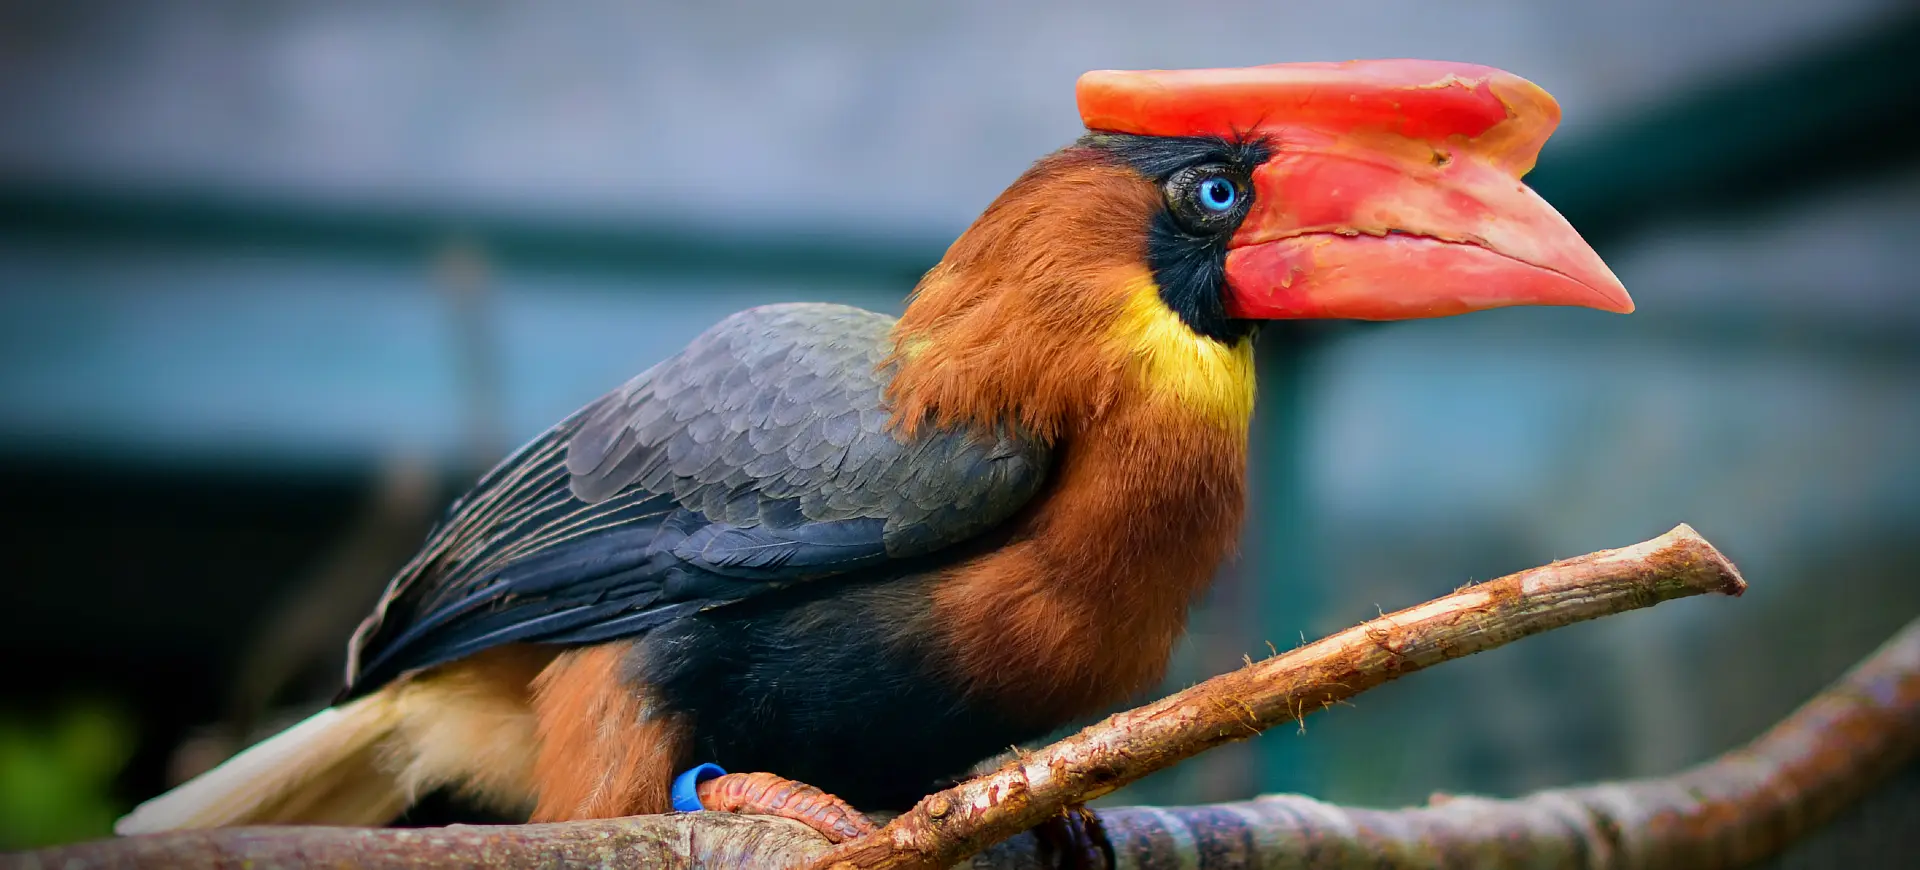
1075, 131, 1271, 181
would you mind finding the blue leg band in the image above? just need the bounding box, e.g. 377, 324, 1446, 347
671, 763, 728, 812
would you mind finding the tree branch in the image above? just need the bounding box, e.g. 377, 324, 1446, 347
968, 611, 1920, 868
7, 524, 1762, 869
813, 523, 1746, 869
4, 813, 835, 869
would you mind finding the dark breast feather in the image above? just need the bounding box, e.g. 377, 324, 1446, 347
341, 303, 1050, 696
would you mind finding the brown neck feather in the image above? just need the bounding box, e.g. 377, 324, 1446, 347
886, 149, 1158, 441
929, 392, 1247, 723
894, 145, 1252, 723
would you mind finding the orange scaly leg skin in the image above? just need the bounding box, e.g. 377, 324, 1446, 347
1032, 804, 1113, 870
694, 772, 879, 843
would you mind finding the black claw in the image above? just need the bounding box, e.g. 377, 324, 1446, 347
1033, 805, 1113, 870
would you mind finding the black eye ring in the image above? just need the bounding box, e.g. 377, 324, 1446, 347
1165, 164, 1249, 235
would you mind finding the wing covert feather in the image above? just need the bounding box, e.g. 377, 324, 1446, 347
343, 303, 1049, 694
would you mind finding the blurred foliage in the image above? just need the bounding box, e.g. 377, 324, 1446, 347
0, 698, 133, 849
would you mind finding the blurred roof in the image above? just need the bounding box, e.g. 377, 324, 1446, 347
0, 0, 1916, 469
0, 0, 1907, 230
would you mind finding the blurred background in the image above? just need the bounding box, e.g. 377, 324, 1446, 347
2, 0, 1918, 852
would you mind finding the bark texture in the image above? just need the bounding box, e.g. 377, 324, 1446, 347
817, 524, 1746, 869
975, 611, 1919, 867
31, 525, 1907, 870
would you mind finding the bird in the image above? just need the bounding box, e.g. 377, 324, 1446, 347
117, 59, 1631, 846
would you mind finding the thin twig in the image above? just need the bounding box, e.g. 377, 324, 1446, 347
16, 618, 1915, 870
966, 614, 1919, 869
6, 525, 1755, 870
811, 524, 1746, 869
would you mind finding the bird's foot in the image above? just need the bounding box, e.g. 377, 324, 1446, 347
693, 771, 878, 844
1032, 803, 1113, 870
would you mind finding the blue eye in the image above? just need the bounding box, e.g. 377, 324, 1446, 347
1166, 165, 1248, 233
1197, 177, 1237, 212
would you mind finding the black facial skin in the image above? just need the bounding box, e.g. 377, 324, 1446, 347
1082, 132, 1273, 344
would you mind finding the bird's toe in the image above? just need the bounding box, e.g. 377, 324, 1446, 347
692, 770, 878, 844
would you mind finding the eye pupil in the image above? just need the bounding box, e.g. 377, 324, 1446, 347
1164, 165, 1247, 233
1198, 177, 1236, 212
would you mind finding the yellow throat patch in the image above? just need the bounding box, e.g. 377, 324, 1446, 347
1108, 279, 1257, 430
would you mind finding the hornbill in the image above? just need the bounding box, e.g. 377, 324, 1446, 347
119, 60, 1631, 845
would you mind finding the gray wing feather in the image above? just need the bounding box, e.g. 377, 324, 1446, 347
567, 303, 1047, 557
345, 302, 1048, 692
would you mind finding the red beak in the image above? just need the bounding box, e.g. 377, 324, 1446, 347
1079, 60, 1633, 321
